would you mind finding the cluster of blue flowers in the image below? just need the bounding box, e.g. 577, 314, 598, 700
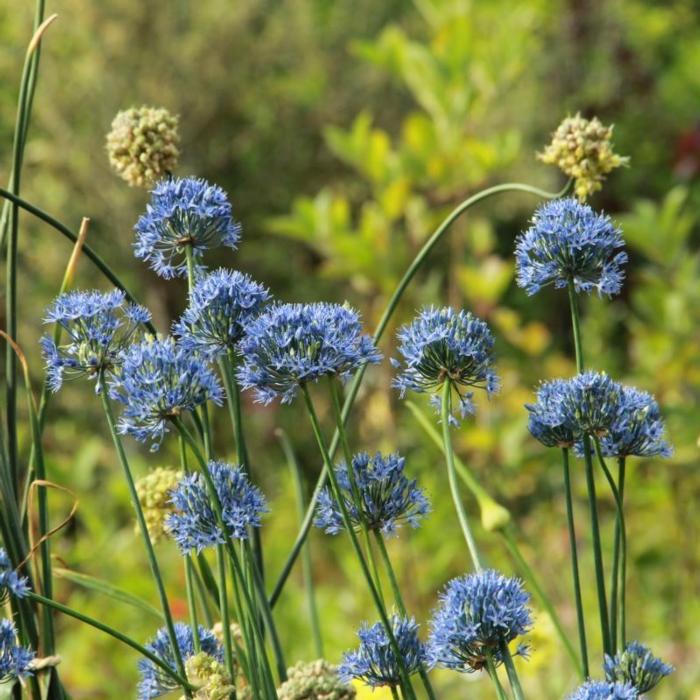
567, 680, 639, 700
137, 623, 223, 699
515, 197, 627, 296
604, 641, 674, 694
392, 306, 499, 424
167, 460, 268, 552
0, 548, 29, 603
314, 452, 430, 536
0, 619, 35, 683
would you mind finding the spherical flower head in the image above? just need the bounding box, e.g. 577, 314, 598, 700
237, 302, 381, 405
597, 387, 672, 459
603, 641, 673, 694
515, 198, 627, 296
174, 268, 271, 358
138, 623, 223, 700
184, 651, 235, 700
392, 306, 499, 425
166, 461, 268, 553
278, 660, 356, 700
0, 548, 30, 603
567, 680, 639, 700
41, 289, 151, 394
558, 372, 622, 438
314, 452, 430, 536
135, 467, 184, 543
109, 336, 223, 450
106, 106, 180, 188
538, 113, 629, 201
0, 619, 35, 683
526, 378, 576, 448
134, 177, 241, 279
338, 615, 430, 688
427, 569, 532, 673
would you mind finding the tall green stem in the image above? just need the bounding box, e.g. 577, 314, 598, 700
486, 656, 509, 700
216, 544, 236, 680
500, 642, 526, 700
441, 382, 483, 570
561, 448, 589, 677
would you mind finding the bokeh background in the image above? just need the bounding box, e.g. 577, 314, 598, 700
1, 0, 699, 697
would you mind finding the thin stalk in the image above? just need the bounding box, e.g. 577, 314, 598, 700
185, 558, 201, 652
270, 178, 572, 605
216, 545, 236, 681
567, 281, 584, 373
617, 457, 627, 648
390, 687, 401, 700
441, 382, 483, 570
277, 428, 323, 657
500, 642, 526, 700
28, 591, 192, 690
300, 385, 418, 700
560, 448, 589, 677
191, 562, 215, 629
99, 391, 189, 692
486, 655, 509, 700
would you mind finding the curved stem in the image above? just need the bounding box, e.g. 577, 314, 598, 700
269, 179, 571, 606
560, 448, 589, 677
441, 382, 483, 570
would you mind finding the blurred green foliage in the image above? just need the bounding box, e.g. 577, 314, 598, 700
1, 0, 699, 698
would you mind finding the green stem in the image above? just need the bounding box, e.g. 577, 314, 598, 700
217, 544, 236, 680
184, 558, 201, 652
99, 391, 189, 692
500, 642, 526, 700
486, 655, 509, 700
441, 382, 483, 570
567, 281, 584, 373
269, 179, 571, 606
617, 458, 627, 649
560, 448, 589, 677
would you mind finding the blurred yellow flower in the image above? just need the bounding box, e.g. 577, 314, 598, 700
351, 681, 392, 699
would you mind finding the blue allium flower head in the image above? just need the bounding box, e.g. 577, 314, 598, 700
428, 569, 532, 673
604, 641, 673, 694
0, 548, 30, 603
314, 452, 430, 536
525, 379, 576, 448
167, 461, 268, 553
134, 177, 241, 279
0, 619, 35, 683
138, 622, 223, 699
40, 289, 150, 393
567, 680, 639, 700
392, 306, 499, 425
173, 268, 271, 358
109, 337, 223, 450
596, 387, 672, 459
558, 372, 622, 437
515, 197, 627, 296
338, 615, 430, 688
237, 302, 381, 405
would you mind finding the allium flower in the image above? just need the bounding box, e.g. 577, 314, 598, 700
135, 467, 184, 543
277, 660, 356, 700
538, 113, 628, 201
338, 615, 430, 688
138, 623, 223, 700
173, 268, 271, 358
0, 619, 35, 682
109, 337, 223, 450
604, 641, 673, 694
314, 452, 430, 536
41, 289, 150, 393
427, 569, 532, 673
134, 177, 241, 279
597, 388, 672, 459
392, 306, 499, 425
567, 680, 639, 700
558, 372, 622, 437
167, 461, 268, 553
525, 379, 576, 448
185, 651, 235, 700
106, 106, 180, 188
237, 302, 381, 405
515, 198, 627, 296
0, 548, 30, 603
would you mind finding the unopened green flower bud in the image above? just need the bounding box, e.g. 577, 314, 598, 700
135, 467, 183, 542
478, 496, 511, 532
277, 660, 356, 700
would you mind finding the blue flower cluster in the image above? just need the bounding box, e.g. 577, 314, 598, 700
138, 623, 223, 699
174, 268, 271, 358
427, 569, 532, 673
41, 289, 150, 393
237, 302, 381, 405
314, 452, 430, 536
134, 177, 241, 279
392, 306, 499, 425
604, 641, 673, 694
526, 378, 576, 448
0, 548, 29, 603
567, 680, 639, 700
338, 615, 430, 688
167, 461, 267, 552
109, 337, 223, 450
0, 619, 35, 683
515, 197, 627, 296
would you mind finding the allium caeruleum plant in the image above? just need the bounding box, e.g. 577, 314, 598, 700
604, 641, 673, 694
567, 680, 640, 700
0, 619, 35, 683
